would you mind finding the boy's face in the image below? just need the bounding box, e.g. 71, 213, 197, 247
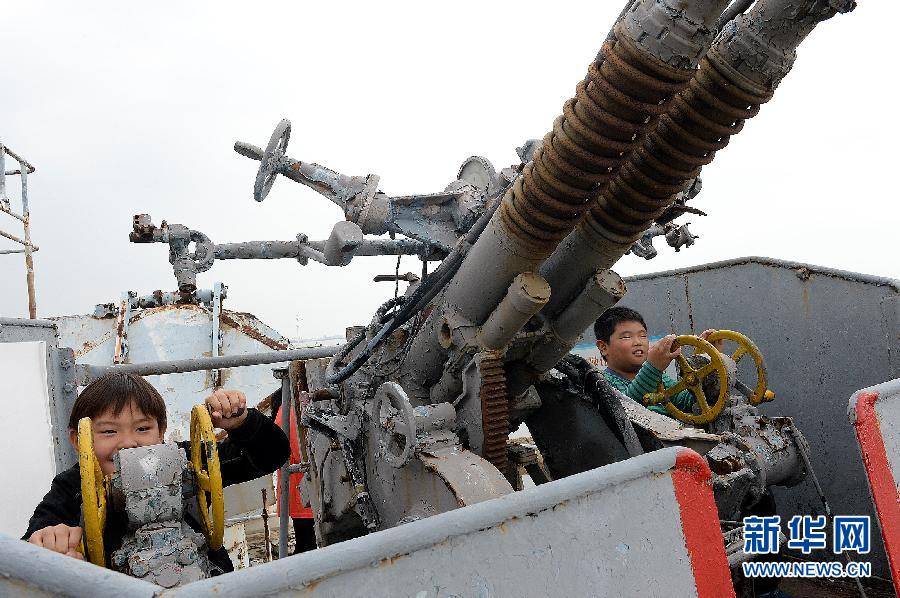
68, 401, 166, 476
596, 320, 649, 374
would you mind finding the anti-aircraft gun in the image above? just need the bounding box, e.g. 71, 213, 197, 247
134, 0, 854, 572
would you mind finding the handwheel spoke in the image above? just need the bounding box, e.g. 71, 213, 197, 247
697, 363, 717, 378
732, 346, 747, 361
693, 387, 710, 412
676, 354, 694, 374
666, 379, 689, 397
197, 471, 210, 491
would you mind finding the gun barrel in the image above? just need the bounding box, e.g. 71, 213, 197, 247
540, 0, 854, 317
403, 0, 732, 388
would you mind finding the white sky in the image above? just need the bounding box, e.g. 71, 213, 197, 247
2, 1, 897, 339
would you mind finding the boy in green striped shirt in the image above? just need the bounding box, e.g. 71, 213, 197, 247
594, 307, 719, 417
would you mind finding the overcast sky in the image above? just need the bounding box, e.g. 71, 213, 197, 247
2, 1, 897, 339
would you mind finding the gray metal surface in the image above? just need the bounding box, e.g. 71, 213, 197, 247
1, 447, 721, 596
110, 444, 214, 585
218, 0, 852, 556
164, 447, 707, 597
0, 534, 159, 598
0, 317, 78, 471
615, 255, 900, 577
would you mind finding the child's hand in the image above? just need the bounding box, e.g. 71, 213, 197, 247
700, 329, 725, 352
206, 388, 249, 430
28, 524, 84, 560
648, 334, 681, 371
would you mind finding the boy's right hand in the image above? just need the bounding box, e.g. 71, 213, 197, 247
28, 524, 84, 560
648, 334, 681, 371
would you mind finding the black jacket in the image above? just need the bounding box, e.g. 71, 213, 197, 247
23, 408, 290, 573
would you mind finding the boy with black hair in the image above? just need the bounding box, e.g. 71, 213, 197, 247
23, 372, 290, 573
594, 306, 720, 416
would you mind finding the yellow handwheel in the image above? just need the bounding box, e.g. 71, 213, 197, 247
707, 330, 775, 405
190, 404, 224, 550
77, 417, 108, 567
642, 335, 729, 425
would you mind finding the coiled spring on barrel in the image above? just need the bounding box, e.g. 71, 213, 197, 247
586, 49, 775, 243
499, 22, 696, 252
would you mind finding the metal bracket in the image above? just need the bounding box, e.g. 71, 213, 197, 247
211, 282, 225, 387
113, 291, 136, 364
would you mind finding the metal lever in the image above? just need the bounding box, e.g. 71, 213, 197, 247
374, 272, 420, 283
233, 141, 263, 161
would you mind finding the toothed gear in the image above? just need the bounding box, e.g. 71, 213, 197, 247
478, 351, 510, 471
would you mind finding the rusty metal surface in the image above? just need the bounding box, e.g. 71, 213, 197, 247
0, 141, 38, 318
477, 351, 509, 471
540, 0, 853, 314
55, 301, 333, 444
500, 25, 696, 252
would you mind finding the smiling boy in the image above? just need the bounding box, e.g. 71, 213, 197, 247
594, 306, 719, 416
22, 372, 289, 573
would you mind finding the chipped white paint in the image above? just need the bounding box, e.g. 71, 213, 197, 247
55, 304, 289, 442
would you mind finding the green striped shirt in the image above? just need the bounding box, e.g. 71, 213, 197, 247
603, 362, 695, 416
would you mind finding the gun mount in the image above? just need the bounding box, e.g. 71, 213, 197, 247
128, 0, 854, 576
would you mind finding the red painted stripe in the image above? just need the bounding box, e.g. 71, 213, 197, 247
672, 448, 735, 598
852, 391, 900, 593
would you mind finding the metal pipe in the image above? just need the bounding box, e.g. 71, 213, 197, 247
76, 345, 340, 385
0, 227, 37, 248
290, 360, 323, 548
508, 270, 624, 396
277, 369, 291, 559
0, 202, 26, 223
211, 282, 224, 387
20, 159, 35, 319
214, 238, 431, 264
214, 240, 302, 260
716, 0, 755, 32
0, 140, 5, 201
552, 270, 624, 343
476, 273, 551, 351
0, 317, 55, 327
0, 145, 35, 174
260, 488, 272, 563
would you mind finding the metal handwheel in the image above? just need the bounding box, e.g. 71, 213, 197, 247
373, 382, 416, 468
253, 118, 291, 202
190, 404, 224, 550
707, 329, 775, 405
642, 335, 729, 425
77, 417, 109, 567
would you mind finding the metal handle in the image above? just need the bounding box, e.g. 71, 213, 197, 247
233, 141, 263, 161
